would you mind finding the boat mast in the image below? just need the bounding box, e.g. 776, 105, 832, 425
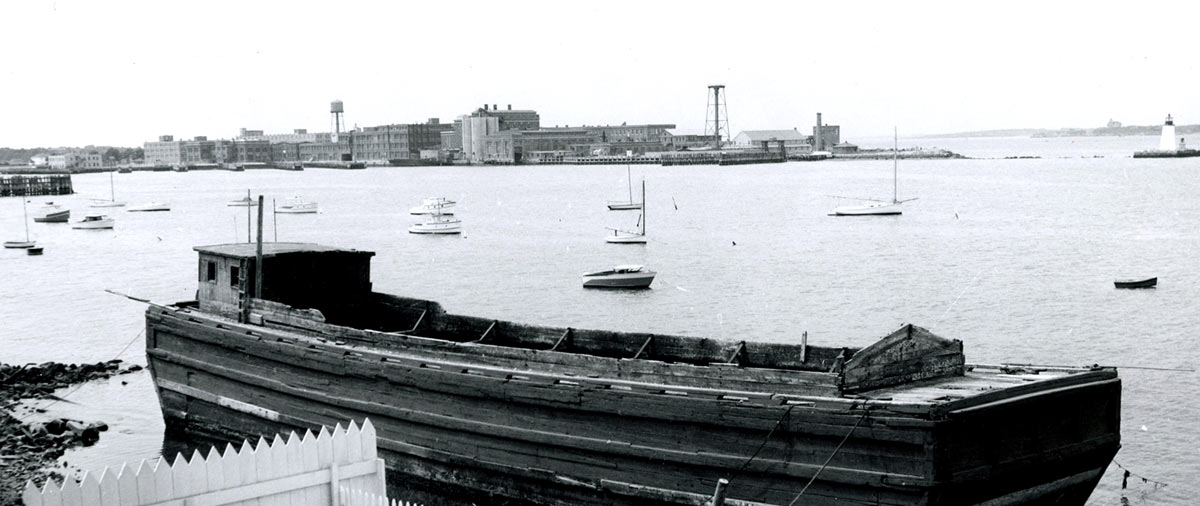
641, 180, 646, 235
110, 172, 115, 202
892, 127, 898, 204
21, 196, 29, 242
626, 164, 633, 204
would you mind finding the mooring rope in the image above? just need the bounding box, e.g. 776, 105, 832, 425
785, 404, 870, 506
1113, 460, 1169, 490
34, 327, 145, 410
732, 404, 797, 476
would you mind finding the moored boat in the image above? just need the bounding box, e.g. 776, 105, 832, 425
72, 214, 115, 229
581, 264, 656, 288
276, 196, 319, 214
1114, 277, 1156, 289
408, 213, 461, 234
128, 201, 171, 212
409, 197, 456, 215
33, 202, 70, 223
145, 241, 1122, 506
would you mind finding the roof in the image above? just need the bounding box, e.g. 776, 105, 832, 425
194, 242, 374, 259
735, 130, 808, 141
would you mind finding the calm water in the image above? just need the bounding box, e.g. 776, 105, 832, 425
2, 135, 1196, 505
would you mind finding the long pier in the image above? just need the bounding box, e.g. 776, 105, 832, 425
0, 174, 74, 197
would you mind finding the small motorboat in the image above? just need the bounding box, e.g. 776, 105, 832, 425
72, 214, 115, 229
582, 265, 656, 289
128, 202, 171, 212
276, 197, 318, 214
227, 196, 259, 207
33, 202, 70, 223
1114, 277, 1156, 289
408, 214, 462, 235
27, 246, 44, 255
409, 197, 456, 215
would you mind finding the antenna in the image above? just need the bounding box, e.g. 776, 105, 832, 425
705, 85, 730, 148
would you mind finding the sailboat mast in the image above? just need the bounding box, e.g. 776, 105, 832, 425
626, 165, 633, 204
641, 180, 646, 234
110, 172, 115, 202
22, 197, 29, 241
893, 127, 898, 204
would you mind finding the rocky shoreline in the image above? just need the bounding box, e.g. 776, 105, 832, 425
832, 147, 966, 160
0, 361, 142, 506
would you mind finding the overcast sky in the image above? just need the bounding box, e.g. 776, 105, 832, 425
3, 0, 1197, 148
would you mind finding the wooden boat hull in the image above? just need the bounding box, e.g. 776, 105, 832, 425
27, 246, 43, 255
1114, 277, 1156, 289
145, 299, 1119, 506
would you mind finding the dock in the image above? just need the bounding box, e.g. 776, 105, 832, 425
0, 174, 74, 197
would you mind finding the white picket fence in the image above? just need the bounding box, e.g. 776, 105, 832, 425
339, 487, 423, 506
23, 419, 386, 506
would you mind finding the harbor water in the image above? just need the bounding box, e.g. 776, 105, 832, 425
2, 135, 1196, 505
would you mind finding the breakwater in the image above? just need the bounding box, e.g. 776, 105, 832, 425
0, 174, 73, 197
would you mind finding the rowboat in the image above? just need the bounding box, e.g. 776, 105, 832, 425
144, 241, 1122, 506
1114, 277, 1156, 289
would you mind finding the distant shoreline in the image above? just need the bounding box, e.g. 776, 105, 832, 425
921, 124, 1196, 139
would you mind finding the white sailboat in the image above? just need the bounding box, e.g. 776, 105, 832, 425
829, 128, 917, 216
606, 181, 647, 243
606, 163, 642, 211
89, 172, 127, 208
4, 198, 36, 248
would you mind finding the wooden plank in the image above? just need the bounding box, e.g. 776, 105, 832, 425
78, 471, 101, 506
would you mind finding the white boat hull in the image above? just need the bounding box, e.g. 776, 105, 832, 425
605, 233, 646, 244
89, 201, 126, 208
582, 271, 656, 288
72, 219, 115, 229
830, 202, 903, 216
408, 218, 462, 234
129, 202, 171, 212
277, 203, 319, 214
3, 241, 35, 249
606, 202, 642, 211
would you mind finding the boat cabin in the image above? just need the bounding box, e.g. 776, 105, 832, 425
194, 243, 374, 324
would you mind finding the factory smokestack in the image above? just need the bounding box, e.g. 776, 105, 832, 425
815, 113, 824, 152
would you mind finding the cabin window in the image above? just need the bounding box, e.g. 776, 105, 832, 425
230, 266, 240, 287
206, 262, 216, 282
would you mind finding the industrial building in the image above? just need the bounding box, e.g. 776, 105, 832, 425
460, 105, 541, 163
352, 119, 453, 162
732, 129, 811, 150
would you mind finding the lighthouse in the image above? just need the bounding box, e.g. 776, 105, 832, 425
1158, 114, 1178, 151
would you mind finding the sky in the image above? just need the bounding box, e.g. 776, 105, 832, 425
2, 0, 1198, 148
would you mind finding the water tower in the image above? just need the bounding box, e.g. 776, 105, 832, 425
330, 100, 345, 142
705, 85, 730, 148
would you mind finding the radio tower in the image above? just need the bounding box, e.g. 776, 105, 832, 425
705, 85, 730, 148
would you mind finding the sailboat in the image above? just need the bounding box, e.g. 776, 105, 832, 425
829, 127, 917, 216
607, 164, 643, 211
606, 181, 647, 243
89, 172, 127, 208
4, 198, 36, 248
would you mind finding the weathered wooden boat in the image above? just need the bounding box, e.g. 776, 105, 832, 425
1114, 277, 1156, 289
146, 242, 1121, 506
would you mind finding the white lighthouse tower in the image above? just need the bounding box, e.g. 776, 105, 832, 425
1158, 114, 1178, 151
